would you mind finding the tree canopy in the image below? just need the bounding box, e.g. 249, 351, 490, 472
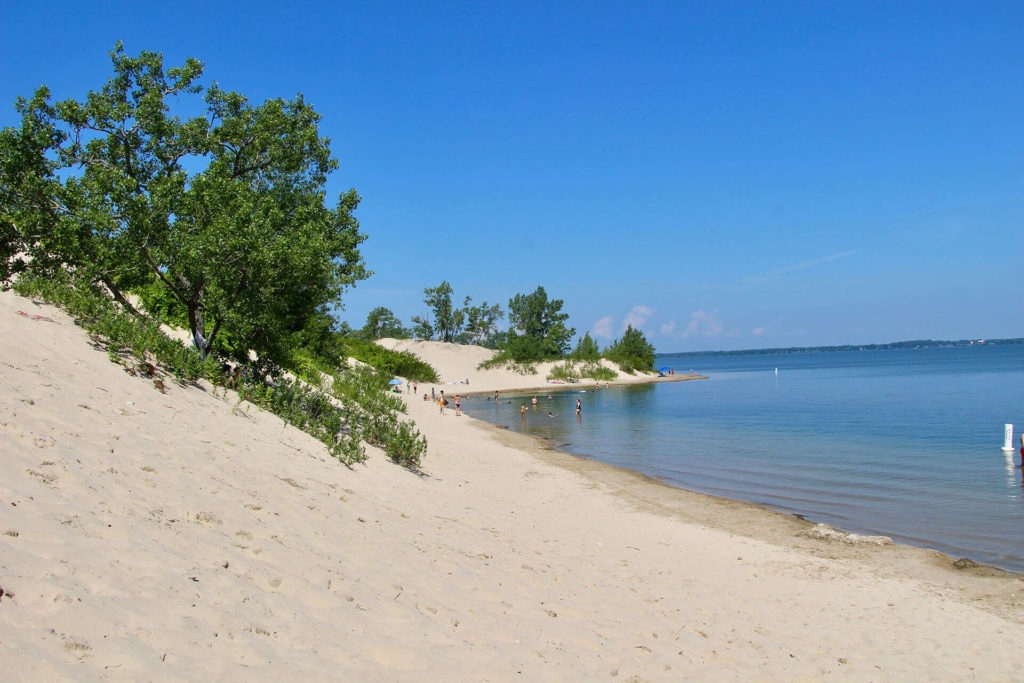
505, 286, 575, 360
604, 324, 656, 373
418, 280, 462, 342
460, 297, 503, 345
360, 306, 407, 340
0, 44, 368, 368
570, 332, 601, 360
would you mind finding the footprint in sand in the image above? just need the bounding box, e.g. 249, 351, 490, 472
26, 469, 57, 486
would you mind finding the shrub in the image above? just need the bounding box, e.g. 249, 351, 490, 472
477, 350, 537, 375
341, 338, 439, 383
13, 271, 425, 469
547, 360, 617, 382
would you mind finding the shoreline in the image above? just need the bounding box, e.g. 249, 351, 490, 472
4, 294, 1024, 679
473, 409, 1022, 577
457, 371, 708, 399
461, 390, 1024, 576
399, 339, 1024, 578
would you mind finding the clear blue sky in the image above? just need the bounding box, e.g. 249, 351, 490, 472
3, 1, 1021, 352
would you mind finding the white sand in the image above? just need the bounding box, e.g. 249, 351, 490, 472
2, 289, 1023, 680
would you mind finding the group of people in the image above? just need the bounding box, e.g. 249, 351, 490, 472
432, 389, 461, 416
515, 395, 582, 419
414, 386, 587, 421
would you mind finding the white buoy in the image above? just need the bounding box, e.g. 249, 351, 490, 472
1001, 423, 1014, 453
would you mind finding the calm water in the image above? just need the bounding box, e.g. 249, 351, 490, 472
465, 345, 1024, 572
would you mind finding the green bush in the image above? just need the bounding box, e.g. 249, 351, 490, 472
477, 350, 537, 375
603, 325, 656, 374
341, 338, 439, 383
547, 360, 617, 382
13, 271, 425, 469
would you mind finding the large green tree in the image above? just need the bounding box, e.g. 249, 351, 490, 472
505, 286, 575, 360
420, 280, 463, 342
604, 324, 656, 372
0, 44, 367, 367
461, 296, 503, 345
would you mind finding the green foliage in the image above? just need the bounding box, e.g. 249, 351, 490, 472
359, 306, 408, 340
14, 271, 215, 383
460, 297, 503, 345
420, 281, 463, 342
505, 286, 575, 361
240, 375, 365, 466
547, 360, 617, 382
410, 315, 434, 340
14, 271, 425, 469
570, 332, 601, 360
604, 325, 657, 374
0, 44, 368, 368
340, 338, 439, 383
476, 350, 537, 375
331, 367, 427, 469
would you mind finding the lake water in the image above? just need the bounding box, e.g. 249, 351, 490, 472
464, 345, 1024, 572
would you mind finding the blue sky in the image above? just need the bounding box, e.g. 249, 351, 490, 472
3, 1, 1021, 352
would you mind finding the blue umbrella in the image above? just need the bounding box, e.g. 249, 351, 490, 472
388, 379, 403, 385
657, 366, 672, 373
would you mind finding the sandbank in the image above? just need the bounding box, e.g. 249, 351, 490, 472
2, 291, 1023, 680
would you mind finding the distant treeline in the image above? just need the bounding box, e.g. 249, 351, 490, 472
659, 338, 1024, 359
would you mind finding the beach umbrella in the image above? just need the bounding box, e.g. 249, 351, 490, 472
388, 379, 403, 385
658, 366, 671, 373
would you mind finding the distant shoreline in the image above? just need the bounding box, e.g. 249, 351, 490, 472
661, 337, 1024, 358
458, 371, 706, 398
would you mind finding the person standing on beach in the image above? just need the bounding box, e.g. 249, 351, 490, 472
454, 394, 461, 416
439, 395, 446, 415
431, 387, 435, 400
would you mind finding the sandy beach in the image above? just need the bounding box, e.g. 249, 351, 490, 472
2, 288, 1023, 681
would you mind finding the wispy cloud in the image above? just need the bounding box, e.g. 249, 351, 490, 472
751, 317, 783, 337
592, 316, 614, 338
660, 321, 677, 335
681, 309, 725, 338
760, 249, 861, 278
623, 305, 654, 330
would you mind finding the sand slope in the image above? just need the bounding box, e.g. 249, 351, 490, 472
2, 289, 1023, 681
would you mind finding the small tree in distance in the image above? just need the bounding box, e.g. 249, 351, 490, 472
570, 332, 601, 360
604, 325, 656, 374
360, 306, 407, 339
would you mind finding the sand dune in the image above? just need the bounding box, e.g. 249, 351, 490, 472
2, 289, 1023, 680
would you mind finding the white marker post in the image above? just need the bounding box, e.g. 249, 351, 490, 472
1002, 424, 1014, 453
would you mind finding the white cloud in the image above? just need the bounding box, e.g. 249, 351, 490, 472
623, 305, 654, 330
752, 326, 768, 336
681, 309, 725, 338
660, 321, 676, 335
592, 316, 614, 338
